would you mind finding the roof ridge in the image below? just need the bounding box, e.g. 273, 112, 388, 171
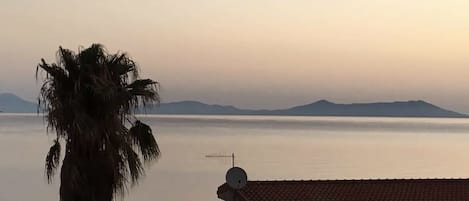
249, 178, 469, 183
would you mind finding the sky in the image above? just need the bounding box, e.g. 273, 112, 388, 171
2, 0, 469, 113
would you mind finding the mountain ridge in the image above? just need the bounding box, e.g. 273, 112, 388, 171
0, 93, 37, 113
272, 99, 465, 117
0, 92, 466, 117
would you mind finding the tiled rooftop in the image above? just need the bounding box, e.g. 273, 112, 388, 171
217, 179, 469, 201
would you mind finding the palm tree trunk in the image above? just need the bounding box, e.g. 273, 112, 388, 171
60, 151, 114, 201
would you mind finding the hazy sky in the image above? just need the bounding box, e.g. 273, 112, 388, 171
2, 0, 469, 112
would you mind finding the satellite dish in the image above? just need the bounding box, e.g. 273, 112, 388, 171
226, 167, 248, 189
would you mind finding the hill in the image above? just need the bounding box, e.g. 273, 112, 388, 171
146, 99, 466, 118
0, 93, 38, 113
0, 93, 466, 117
271, 100, 466, 117
141, 101, 249, 115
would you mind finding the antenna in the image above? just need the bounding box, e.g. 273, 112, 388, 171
205, 152, 235, 167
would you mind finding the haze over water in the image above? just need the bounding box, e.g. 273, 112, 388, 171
2, 114, 469, 201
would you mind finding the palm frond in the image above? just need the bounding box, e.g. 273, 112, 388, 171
45, 139, 61, 183
126, 79, 160, 109
125, 145, 144, 184
37, 59, 67, 80
58, 47, 79, 78
129, 121, 160, 161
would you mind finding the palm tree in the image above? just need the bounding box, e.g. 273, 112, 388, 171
37, 44, 160, 201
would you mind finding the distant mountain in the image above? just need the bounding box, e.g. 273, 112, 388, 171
1, 92, 466, 117
0, 93, 37, 113
271, 100, 466, 117
141, 101, 250, 115
147, 99, 466, 118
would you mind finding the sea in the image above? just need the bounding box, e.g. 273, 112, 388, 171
2, 114, 469, 201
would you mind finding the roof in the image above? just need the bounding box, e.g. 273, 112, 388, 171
217, 179, 469, 201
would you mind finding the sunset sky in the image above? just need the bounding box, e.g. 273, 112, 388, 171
2, 0, 469, 112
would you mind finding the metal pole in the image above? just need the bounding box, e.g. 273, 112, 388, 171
205, 153, 236, 168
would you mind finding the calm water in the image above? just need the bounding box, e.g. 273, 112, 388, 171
2, 114, 469, 201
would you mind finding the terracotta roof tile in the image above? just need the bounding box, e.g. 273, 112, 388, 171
217, 179, 469, 201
